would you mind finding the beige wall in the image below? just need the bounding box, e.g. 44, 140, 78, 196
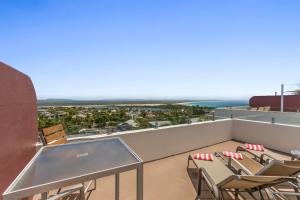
232, 119, 300, 154
109, 120, 233, 162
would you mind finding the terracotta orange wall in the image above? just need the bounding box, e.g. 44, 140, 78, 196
250, 95, 300, 112
0, 62, 38, 198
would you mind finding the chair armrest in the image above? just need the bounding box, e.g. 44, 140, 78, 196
215, 152, 253, 175
237, 168, 251, 175
260, 153, 276, 164
228, 157, 253, 175
236, 146, 246, 153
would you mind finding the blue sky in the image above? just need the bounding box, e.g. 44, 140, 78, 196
1, 0, 299, 100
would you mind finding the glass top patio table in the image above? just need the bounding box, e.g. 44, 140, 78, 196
3, 137, 143, 200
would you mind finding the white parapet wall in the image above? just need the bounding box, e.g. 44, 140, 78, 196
118, 119, 233, 162
232, 119, 300, 154
69, 119, 233, 162
68, 118, 300, 162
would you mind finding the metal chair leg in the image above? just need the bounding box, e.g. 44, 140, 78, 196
196, 168, 203, 199
79, 186, 86, 200
234, 189, 239, 199
187, 155, 191, 169
258, 189, 264, 200
220, 189, 225, 200
292, 182, 300, 200
41, 192, 48, 200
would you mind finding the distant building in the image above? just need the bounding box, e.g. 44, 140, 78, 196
190, 118, 200, 123
57, 111, 68, 117
37, 109, 48, 113
39, 111, 55, 119
250, 95, 300, 112
72, 113, 87, 119
149, 121, 172, 128
117, 119, 138, 131
78, 128, 107, 135
146, 112, 155, 118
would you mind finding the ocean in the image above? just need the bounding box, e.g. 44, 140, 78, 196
184, 100, 249, 108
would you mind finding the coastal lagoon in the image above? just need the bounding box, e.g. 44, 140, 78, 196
184, 100, 248, 108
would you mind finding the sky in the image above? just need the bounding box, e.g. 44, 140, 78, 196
1, 0, 300, 100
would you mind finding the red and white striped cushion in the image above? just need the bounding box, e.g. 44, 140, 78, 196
245, 144, 264, 152
193, 153, 214, 161
223, 151, 243, 160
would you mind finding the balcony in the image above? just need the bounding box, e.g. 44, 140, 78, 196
1, 62, 300, 200
32, 119, 298, 200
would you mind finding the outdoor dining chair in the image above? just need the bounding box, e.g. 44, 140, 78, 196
39, 124, 96, 200
40, 124, 68, 146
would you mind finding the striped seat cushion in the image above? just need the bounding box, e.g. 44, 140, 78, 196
245, 143, 264, 152
193, 153, 214, 161
223, 151, 243, 160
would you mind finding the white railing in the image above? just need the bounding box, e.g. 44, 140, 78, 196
215, 108, 300, 126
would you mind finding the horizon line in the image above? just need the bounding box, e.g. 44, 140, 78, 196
38, 98, 249, 101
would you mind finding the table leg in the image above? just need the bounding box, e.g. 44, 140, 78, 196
115, 173, 120, 200
80, 184, 86, 200
137, 164, 143, 200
